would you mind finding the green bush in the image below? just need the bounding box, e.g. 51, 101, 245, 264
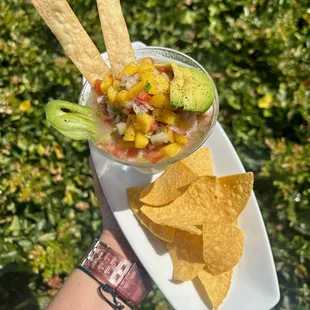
0, 0, 309, 309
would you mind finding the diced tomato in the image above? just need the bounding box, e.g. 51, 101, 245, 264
147, 142, 155, 151
137, 91, 152, 102
105, 143, 116, 154
135, 97, 149, 106
157, 68, 167, 73
146, 150, 164, 163
113, 148, 126, 159
150, 121, 158, 132
94, 79, 104, 96
126, 148, 138, 158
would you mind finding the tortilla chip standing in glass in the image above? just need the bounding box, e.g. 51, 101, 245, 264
217, 172, 254, 221
203, 214, 244, 275
141, 176, 217, 231
181, 148, 214, 176
31, 0, 109, 87
196, 268, 232, 309
140, 162, 197, 206
167, 231, 205, 281
97, 0, 136, 75
127, 187, 175, 242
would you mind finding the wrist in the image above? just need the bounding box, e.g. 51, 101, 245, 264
99, 229, 137, 262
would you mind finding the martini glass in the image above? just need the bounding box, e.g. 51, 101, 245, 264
79, 47, 219, 173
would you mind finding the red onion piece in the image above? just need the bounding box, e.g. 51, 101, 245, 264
133, 102, 148, 114
97, 95, 107, 104
150, 132, 170, 145
133, 103, 143, 114
135, 97, 154, 110
106, 103, 115, 116
168, 125, 187, 136
186, 120, 198, 135
147, 143, 156, 151
125, 76, 138, 90
150, 121, 158, 132
121, 74, 129, 83
122, 107, 130, 115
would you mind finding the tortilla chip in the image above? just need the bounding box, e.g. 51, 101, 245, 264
141, 176, 217, 231
167, 231, 205, 281
185, 226, 202, 235
127, 187, 175, 242
217, 172, 253, 221
97, 0, 136, 75
31, 0, 109, 87
203, 214, 244, 275
182, 148, 213, 176
140, 162, 197, 206
197, 268, 232, 309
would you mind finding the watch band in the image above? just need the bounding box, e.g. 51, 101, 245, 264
78, 239, 152, 309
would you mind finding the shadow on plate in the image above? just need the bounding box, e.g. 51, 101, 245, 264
193, 277, 213, 309
141, 226, 168, 256
100, 163, 154, 212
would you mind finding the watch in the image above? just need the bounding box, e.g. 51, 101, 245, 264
78, 239, 152, 309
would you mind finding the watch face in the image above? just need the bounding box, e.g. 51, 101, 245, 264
94, 248, 132, 287
83, 241, 131, 288
117, 263, 151, 306
80, 240, 152, 307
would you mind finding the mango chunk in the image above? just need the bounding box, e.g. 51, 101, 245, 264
127, 82, 145, 101
160, 124, 174, 143
139, 63, 155, 73
107, 86, 118, 104
140, 71, 156, 94
140, 57, 153, 65
113, 79, 121, 90
160, 143, 181, 157
100, 73, 113, 93
136, 113, 154, 133
174, 132, 188, 145
135, 131, 149, 148
118, 62, 139, 79
154, 74, 170, 94
123, 126, 135, 141
153, 108, 177, 125
127, 114, 139, 130
149, 93, 170, 109
116, 90, 129, 104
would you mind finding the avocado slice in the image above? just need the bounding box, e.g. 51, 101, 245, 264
170, 63, 215, 114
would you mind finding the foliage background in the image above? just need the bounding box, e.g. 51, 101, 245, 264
0, 0, 309, 309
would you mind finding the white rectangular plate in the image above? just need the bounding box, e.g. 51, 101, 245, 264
88, 42, 280, 310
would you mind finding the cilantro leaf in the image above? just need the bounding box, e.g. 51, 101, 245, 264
144, 81, 151, 92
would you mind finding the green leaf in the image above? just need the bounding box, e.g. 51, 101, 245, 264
144, 81, 151, 92
9, 216, 20, 232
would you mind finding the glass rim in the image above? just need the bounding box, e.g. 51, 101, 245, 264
79, 46, 219, 168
